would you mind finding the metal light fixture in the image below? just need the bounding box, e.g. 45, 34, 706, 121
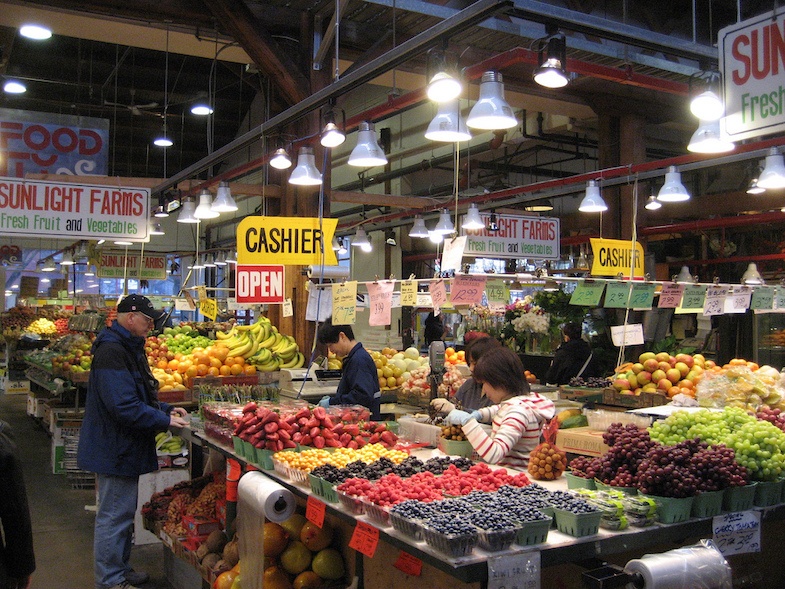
524, 199, 554, 212
487, 211, 500, 232
687, 119, 735, 153
409, 216, 429, 238
149, 220, 165, 235
3, 80, 26, 94
190, 255, 204, 270
461, 204, 485, 230
645, 195, 662, 210
657, 166, 690, 202
177, 197, 200, 223
153, 127, 173, 147
74, 241, 89, 260
352, 228, 372, 251
348, 122, 387, 167
533, 31, 569, 89
337, 238, 348, 255
579, 180, 608, 212
41, 258, 56, 272
690, 71, 724, 121
190, 103, 213, 116
60, 250, 74, 266
84, 265, 96, 277
543, 278, 560, 291
747, 177, 765, 195
428, 230, 444, 244
270, 147, 293, 170
214, 251, 227, 266
425, 99, 472, 142
385, 230, 397, 247
331, 236, 341, 251
211, 181, 238, 213
757, 148, 785, 189
226, 250, 238, 264
434, 209, 455, 235
20, 24, 52, 40
466, 71, 517, 130
289, 147, 323, 185
153, 204, 168, 217
675, 266, 694, 283
741, 262, 764, 285
426, 47, 462, 103
320, 109, 346, 148
194, 189, 219, 219
203, 253, 216, 268
575, 247, 590, 271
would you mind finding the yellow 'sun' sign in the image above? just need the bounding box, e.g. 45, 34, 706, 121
237, 216, 338, 266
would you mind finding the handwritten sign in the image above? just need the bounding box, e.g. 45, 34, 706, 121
348, 521, 379, 558
703, 286, 729, 316
603, 282, 632, 309
486, 279, 509, 304
630, 283, 656, 309
331, 281, 357, 325
393, 551, 422, 576
750, 286, 774, 311
610, 324, 644, 346
681, 285, 708, 310
429, 279, 448, 313
776, 287, 785, 311
658, 283, 686, 308
367, 281, 395, 326
488, 551, 541, 589
713, 510, 760, 556
199, 298, 218, 321
724, 288, 752, 314
441, 235, 467, 272
570, 281, 606, 307
450, 275, 486, 306
305, 496, 325, 528
400, 280, 417, 306
282, 298, 293, 317
196, 285, 207, 301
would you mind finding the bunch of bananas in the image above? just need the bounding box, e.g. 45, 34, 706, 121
155, 432, 185, 454
215, 317, 305, 371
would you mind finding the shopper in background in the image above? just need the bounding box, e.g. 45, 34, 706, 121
445, 347, 555, 468
77, 294, 189, 589
424, 311, 445, 346
316, 318, 381, 420
0, 420, 35, 589
545, 322, 597, 385
430, 336, 501, 414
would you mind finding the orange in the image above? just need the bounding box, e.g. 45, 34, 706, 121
196, 364, 209, 376
207, 366, 220, 377
156, 359, 168, 369
209, 345, 229, 362
209, 357, 223, 369
243, 364, 257, 375
193, 351, 209, 366
233, 356, 245, 366
167, 359, 180, 371
185, 365, 198, 378
230, 363, 244, 375
178, 360, 192, 374
219, 365, 232, 376
174, 353, 184, 361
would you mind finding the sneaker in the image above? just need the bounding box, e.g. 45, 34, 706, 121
107, 583, 141, 589
125, 570, 150, 585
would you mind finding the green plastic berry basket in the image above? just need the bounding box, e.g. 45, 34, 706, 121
255, 448, 275, 470
691, 490, 724, 518
754, 479, 783, 507
565, 472, 596, 490
241, 439, 255, 460
476, 526, 518, 552
553, 508, 602, 537
232, 436, 244, 456
422, 526, 478, 558
438, 438, 474, 458
594, 479, 636, 495
514, 517, 552, 546
321, 479, 338, 503
641, 494, 694, 524
723, 483, 756, 513
308, 473, 324, 497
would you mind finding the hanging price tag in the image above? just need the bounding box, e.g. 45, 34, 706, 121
680, 285, 708, 310
332, 281, 357, 324
450, 275, 486, 306
305, 496, 325, 528
610, 324, 644, 346
200, 298, 218, 320
713, 511, 760, 556
658, 283, 685, 308
750, 286, 775, 311
348, 521, 379, 558
282, 298, 294, 317
367, 281, 395, 326
603, 282, 631, 308
400, 280, 417, 306
724, 288, 752, 314
486, 279, 509, 304
703, 286, 729, 316
441, 235, 467, 273
570, 281, 606, 307
487, 551, 541, 589
393, 551, 422, 576
196, 285, 207, 301
629, 283, 655, 309
429, 279, 448, 313
776, 287, 785, 311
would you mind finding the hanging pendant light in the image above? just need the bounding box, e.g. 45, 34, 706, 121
211, 181, 238, 213
524, 199, 554, 212
270, 147, 293, 170
20, 24, 52, 40
177, 197, 200, 223
645, 195, 662, 210
461, 204, 484, 230
149, 220, 165, 235
331, 236, 341, 251
425, 99, 472, 142
690, 72, 724, 121
348, 122, 387, 167
74, 241, 89, 260
226, 250, 237, 264
426, 47, 462, 102
194, 189, 219, 219
352, 228, 372, 251
203, 253, 216, 268
579, 180, 608, 212
190, 255, 204, 270
60, 250, 74, 266
214, 251, 227, 266
4, 80, 26, 94
153, 204, 168, 217
487, 211, 500, 232
429, 230, 444, 244
533, 32, 569, 89
289, 147, 323, 185
466, 71, 517, 130
757, 148, 785, 189
747, 177, 765, 194
320, 109, 346, 148
190, 103, 213, 116
409, 216, 429, 238
41, 258, 56, 272
153, 131, 173, 147
687, 120, 735, 153
657, 166, 690, 202
337, 238, 348, 255
675, 266, 694, 283
434, 209, 455, 235
741, 263, 764, 285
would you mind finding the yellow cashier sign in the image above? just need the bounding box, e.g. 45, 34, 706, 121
590, 238, 645, 278
237, 216, 338, 266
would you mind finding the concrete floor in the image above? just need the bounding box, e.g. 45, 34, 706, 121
0, 393, 173, 589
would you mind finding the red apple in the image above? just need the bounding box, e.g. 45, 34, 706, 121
666, 368, 681, 384
643, 358, 659, 372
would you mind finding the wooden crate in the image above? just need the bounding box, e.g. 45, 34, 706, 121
601, 389, 667, 408
559, 387, 609, 404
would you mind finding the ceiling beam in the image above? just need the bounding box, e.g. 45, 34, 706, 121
331, 191, 431, 210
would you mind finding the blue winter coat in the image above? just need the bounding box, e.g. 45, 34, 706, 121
328, 342, 381, 420
77, 321, 172, 477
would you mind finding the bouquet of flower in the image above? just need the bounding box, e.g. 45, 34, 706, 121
500, 296, 550, 351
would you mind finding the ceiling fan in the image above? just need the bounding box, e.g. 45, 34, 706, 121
104, 89, 159, 116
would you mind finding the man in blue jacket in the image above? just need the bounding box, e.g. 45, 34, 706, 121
77, 295, 189, 589
316, 319, 381, 420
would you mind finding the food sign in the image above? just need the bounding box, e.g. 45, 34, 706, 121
461, 213, 559, 260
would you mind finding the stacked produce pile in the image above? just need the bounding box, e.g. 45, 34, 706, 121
695, 362, 785, 412
202, 403, 245, 446
275, 444, 409, 476
141, 472, 224, 534
2, 307, 73, 340
611, 351, 712, 399
216, 318, 304, 371
50, 333, 95, 376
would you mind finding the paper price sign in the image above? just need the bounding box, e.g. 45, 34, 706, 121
713, 511, 760, 556
570, 281, 606, 307
305, 496, 325, 528
724, 288, 752, 314
348, 521, 379, 558
450, 275, 486, 305
441, 235, 466, 272
331, 281, 357, 325
488, 552, 541, 589
681, 285, 707, 310
196, 285, 208, 301
199, 298, 218, 320
610, 323, 644, 346
393, 551, 422, 576
703, 286, 729, 316
486, 279, 509, 303
429, 279, 448, 312
658, 283, 685, 308
750, 286, 774, 311
367, 281, 394, 326
282, 298, 293, 317
630, 283, 656, 309
603, 282, 632, 308
400, 280, 417, 306
776, 287, 785, 311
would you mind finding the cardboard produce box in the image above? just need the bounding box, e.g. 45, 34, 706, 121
555, 426, 610, 457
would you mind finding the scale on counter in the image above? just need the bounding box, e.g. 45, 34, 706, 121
279, 365, 342, 402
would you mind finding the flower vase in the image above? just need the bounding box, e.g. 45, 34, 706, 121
523, 332, 535, 354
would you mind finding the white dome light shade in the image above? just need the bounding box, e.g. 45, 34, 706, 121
190, 103, 213, 115
461, 204, 485, 230
20, 24, 52, 40
657, 166, 690, 202
428, 230, 444, 244
578, 180, 608, 212
351, 228, 371, 249
524, 199, 554, 212
60, 250, 74, 265
409, 216, 429, 238
289, 147, 323, 185
153, 135, 173, 147
320, 122, 346, 148
226, 250, 238, 264
687, 120, 735, 153
676, 266, 693, 283
533, 35, 569, 89
690, 90, 724, 121
41, 258, 56, 272
741, 262, 764, 285
270, 148, 292, 170
466, 71, 517, 130
149, 221, 165, 235
211, 181, 238, 212
644, 195, 662, 210
331, 236, 341, 251
434, 210, 455, 234
427, 71, 463, 102
747, 177, 765, 194
194, 189, 219, 219
177, 197, 200, 223
214, 251, 227, 266
757, 148, 785, 189
348, 122, 388, 167
425, 99, 472, 142
4, 80, 26, 94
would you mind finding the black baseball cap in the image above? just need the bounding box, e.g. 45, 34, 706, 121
117, 294, 165, 320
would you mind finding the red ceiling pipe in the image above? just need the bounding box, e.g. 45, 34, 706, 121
639, 211, 785, 236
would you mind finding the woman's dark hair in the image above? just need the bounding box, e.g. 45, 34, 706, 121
562, 322, 582, 340
466, 336, 501, 364
317, 318, 355, 344
472, 347, 531, 396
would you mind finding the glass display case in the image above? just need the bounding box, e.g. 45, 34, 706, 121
754, 312, 785, 370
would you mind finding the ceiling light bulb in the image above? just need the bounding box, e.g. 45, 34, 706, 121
757, 148, 785, 189
741, 262, 764, 285
337, 238, 348, 255
690, 90, 724, 121
428, 230, 444, 244
289, 146, 323, 185
177, 197, 200, 223
214, 251, 227, 266
687, 119, 735, 153
533, 34, 569, 89
747, 177, 765, 194
409, 216, 429, 238
212, 181, 238, 212
20, 24, 52, 40
331, 236, 341, 251
352, 228, 371, 249
203, 253, 216, 268
153, 204, 168, 218
153, 134, 173, 147
3, 80, 26, 94
579, 180, 608, 212
645, 195, 662, 210
361, 241, 373, 253
434, 209, 455, 235
658, 166, 690, 202
149, 221, 165, 235
270, 148, 292, 170
466, 71, 517, 130
462, 204, 485, 230
194, 189, 219, 219
226, 250, 238, 264
320, 122, 346, 148
348, 122, 387, 167
190, 103, 213, 116
524, 199, 554, 212
487, 212, 499, 232
427, 71, 462, 102
425, 99, 472, 142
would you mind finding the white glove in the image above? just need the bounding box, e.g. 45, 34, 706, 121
445, 410, 471, 426
430, 398, 455, 414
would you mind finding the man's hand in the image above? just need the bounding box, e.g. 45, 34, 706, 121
170, 407, 188, 418
169, 415, 189, 428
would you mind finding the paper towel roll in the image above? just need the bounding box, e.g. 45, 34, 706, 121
237, 471, 296, 523
625, 541, 731, 589
308, 265, 350, 280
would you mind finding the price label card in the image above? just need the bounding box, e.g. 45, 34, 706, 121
603, 282, 632, 308
450, 275, 486, 306
724, 288, 752, 314
776, 287, 785, 311
681, 285, 708, 310
393, 551, 422, 576
570, 281, 606, 307
486, 279, 509, 304
750, 286, 775, 311
348, 521, 379, 558
488, 300, 506, 313
488, 551, 541, 589
195, 285, 207, 301
183, 290, 197, 310
658, 283, 686, 308
367, 281, 395, 326
305, 286, 333, 322
429, 279, 448, 313
630, 283, 656, 309
713, 510, 760, 556
610, 323, 645, 346
305, 496, 325, 528
282, 298, 293, 317
441, 235, 467, 272
400, 280, 417, 306
200, 298, 218, 320
331, 281, 357, 325
703, 286, 729, 316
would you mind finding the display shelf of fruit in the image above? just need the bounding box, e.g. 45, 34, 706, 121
695, 362, 784, 411
50, 333, 94, 379
368, 346, 428, 392
761, 328, 785, 347
216, 317, 305, 372
437, 365, 468, 397
611, 351, 713, 399
444, 347, 466, 366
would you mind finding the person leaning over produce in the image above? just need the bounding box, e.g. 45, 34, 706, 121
77, 294, 189, 589
430, 336, 501, 414
445, 347, 555, 468
316, 318, 381, 420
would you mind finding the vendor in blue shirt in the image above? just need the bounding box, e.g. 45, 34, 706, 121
316, 318, 381, 420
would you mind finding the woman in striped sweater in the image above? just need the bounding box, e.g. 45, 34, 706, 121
446, 347, 555, 469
